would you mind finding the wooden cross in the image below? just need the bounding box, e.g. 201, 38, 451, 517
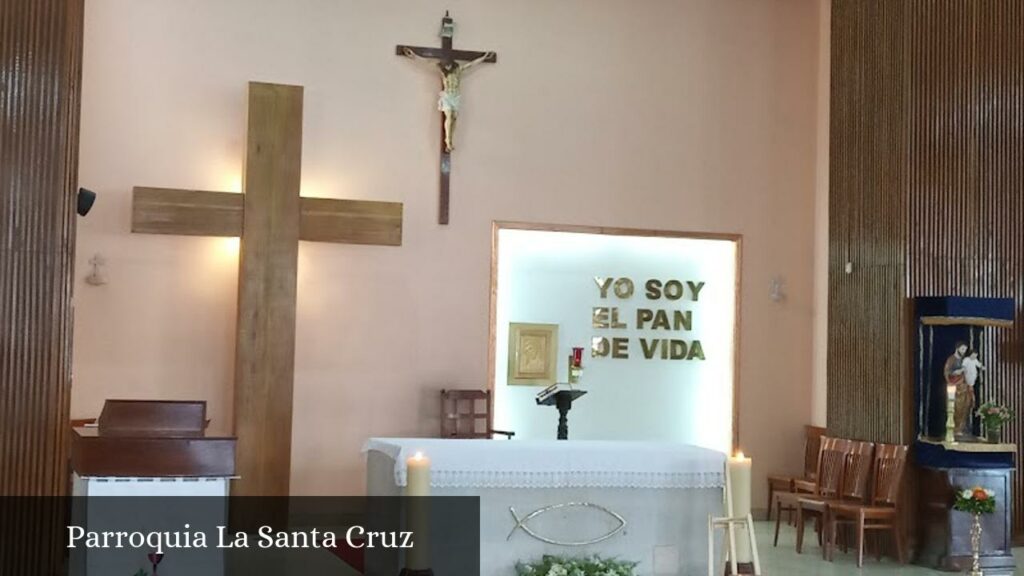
131, 82, 403, 498
397, 12, 497, 225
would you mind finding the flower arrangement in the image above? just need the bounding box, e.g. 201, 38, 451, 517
515, 555, 638, 576
954, 485, 996, 515
977, 402, 1013, 431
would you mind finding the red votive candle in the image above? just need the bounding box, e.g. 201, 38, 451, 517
572, 347, 584, 367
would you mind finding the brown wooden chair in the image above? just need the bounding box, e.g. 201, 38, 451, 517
774, 437, 852, 547
772, 431, 831, 532
825, 443, 909, 567
440, 389, 514, 439
766, 425, 827, 520
795, 440, 875, 555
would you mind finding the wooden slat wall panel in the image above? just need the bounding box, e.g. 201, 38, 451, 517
0, 0, 83, 571
830, 0, 1024, 537
828, 0, 908, 445
904, 0, 1024, 537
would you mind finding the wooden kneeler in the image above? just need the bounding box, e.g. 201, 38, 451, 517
708, 462, 763, 576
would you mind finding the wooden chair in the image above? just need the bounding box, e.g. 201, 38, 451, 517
795, 440, 875, 555
774, 437, 852, 547
771, 432, 831, 533
766, 425, 827, 520
440, 389, 514, 439
825, 443, 909, 567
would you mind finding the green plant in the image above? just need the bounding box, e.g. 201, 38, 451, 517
954, 486, 996, 515
515, 555, 637, 576
977, 402, 1013, 430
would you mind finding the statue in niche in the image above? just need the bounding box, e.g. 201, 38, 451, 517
944, 341, 976, 437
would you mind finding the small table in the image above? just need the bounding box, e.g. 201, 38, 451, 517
536, 389, 587, 440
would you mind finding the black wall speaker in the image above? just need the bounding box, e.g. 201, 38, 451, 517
77, 187, 96, 216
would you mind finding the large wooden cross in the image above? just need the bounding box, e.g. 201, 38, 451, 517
131, 82, 403, 497
397, 12, 496, 225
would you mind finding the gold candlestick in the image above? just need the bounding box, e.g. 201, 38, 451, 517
970, 512, 983, 576
945, 385, 957, 444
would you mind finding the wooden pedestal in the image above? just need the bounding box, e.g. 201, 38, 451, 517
916, 466, 1015, 574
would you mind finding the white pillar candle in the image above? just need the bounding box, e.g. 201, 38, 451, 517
947, 385, 957, 401
405, 451, 431, 570
727, 451, 753, 564
405, 451, 431, 497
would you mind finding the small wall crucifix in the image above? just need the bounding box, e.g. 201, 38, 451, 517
397, 12, 497, 225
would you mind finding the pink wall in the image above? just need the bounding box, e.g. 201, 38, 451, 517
74, 0, 823, 505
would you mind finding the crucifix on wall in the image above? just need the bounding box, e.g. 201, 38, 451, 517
397, 12, 497, 225
131, 82, 403, 498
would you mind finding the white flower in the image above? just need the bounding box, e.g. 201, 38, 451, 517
962, 489, 974, 499
985, 489, 995, 497
546, 564, 568, 576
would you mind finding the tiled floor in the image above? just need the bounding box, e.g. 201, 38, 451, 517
760, 520, 1023, 575
237, 520, 1024, 575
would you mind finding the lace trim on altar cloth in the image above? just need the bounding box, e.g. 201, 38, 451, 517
364, 438, 727, 490
394, 469, 725, 490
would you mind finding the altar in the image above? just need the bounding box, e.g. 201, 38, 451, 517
365, 438, 726, 576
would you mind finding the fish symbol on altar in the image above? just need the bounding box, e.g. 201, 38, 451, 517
507, 502, 627, 546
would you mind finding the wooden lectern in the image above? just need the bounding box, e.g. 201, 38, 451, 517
70, 401, 238, 576
71, 400, 236, 487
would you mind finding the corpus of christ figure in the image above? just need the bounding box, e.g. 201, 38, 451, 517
403, 46, 493, 153
397, 12, 497, 224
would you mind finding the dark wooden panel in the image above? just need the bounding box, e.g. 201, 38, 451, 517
97, 399, 207, 434
233, 82, 303, 498
830, 0, 1024, 537
0, 0, 83, 572
71, 431, 236, 478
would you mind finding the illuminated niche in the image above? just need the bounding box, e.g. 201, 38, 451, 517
490, 224, 740, 454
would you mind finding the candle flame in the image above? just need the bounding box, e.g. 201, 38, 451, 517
735, 451, 745, 460
413, 451, 424, 460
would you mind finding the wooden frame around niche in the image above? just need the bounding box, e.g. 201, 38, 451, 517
487, 221, 743, 453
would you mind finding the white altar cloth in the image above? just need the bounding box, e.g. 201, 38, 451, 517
70, 474, 229, 576
364, 439, 726, 576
